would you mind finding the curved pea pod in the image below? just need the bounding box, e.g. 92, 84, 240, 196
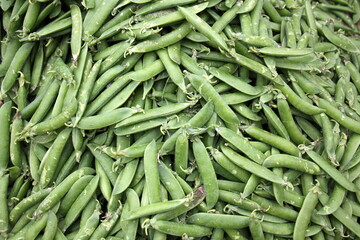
256, 47, 314, 56
9, 113, 23, 168
192, 138, 219, 209
75, 201, 101, 240
115, 103, 191, 128
216, 127, 266, 164
152, 186, 206, 221
320, 193, 360, 238
232, 33, 278, 47
277, 97, 310, 145
263, 154, 321, 174
150, 220, 212, 238
251, 194, 298, 221
42, 210, 58, 240
319, 24, 360, 54
244, 125, 301, 156
63, 175, 99, 231
275, 81, 323, 116
178, 6, 229, 51
317, 184, 346, 216
174, 131, 189, 179
82, 0, 121, 40
187, 73, 239, 127
314, 97, 360, 135
0, 101, 12, 171
307, 150, 358, 192
22, 211, 49, 240
94, 160, 111, 202
158, 160, 185, 200
9, 188, 52, 225
22, 97, 78, 138
0, 174, 9, 234
211, 148, 251, 182
20, 18, 72, 41
249, 217, 265, 240
123, 198, 187, 221
58, 175, 93, 216
157, 48, 186, 93
187, 213, 250, 229
114, 118, 166, 136
160, 101, 214, 155
128, 23, 192, 54
131, 3, 208, 30
39, 127, 72, 188
221, 145, 287, 185
113, 159, 139, 195
74, 59, 102, 126
70, 4, 82, 64
1, 42, 35, 94
34, 167, 95, 217
208, 67, 264, 96
261, 103, 290, 140
293, 185, 320, 240
77, 107, 138, 130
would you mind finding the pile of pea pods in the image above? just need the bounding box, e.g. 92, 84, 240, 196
1, 0, 360, 239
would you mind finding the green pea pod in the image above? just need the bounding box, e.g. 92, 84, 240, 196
35, 167, 95, 217
113, 159, 139, 195
0, 174, 10, 234
293, 185, 320, 240
222, 145, 287, 185
9, 188, 52, 225
0, 101, 12, 171
320, 24, 360, 53
307, 150, 358, 192
188, 213, 250, 229
187, 73, 239, 127
193, 138, 219, 209
39, 127, 72, 188
78, 107, 138, 130
63, 175, 99, 231
150, 220, 212, 238
123, 198, 187, 221
1, 42, 35, 94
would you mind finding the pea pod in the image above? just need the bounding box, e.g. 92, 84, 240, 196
1, 42, 35, 94
0, 101, 12, 171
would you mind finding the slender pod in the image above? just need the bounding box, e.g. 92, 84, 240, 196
293, 185, 320, 240
244, 125, 301, 156
306, 150, 357, 192
63, 175, 99, 231
178, 6, 229, 51
39, 127, 72, 187
222, 145, 287, 185
0, 174, 9, 234
0, 101, 12, 171
123, 198, 187, 220
9, 188, 52, 225
128, 22, 192, 53
193, 138, 219, 209
70, 4, 82, 64
187, 73, 239, 127
1, 42, 35, 94
263, 154, 321, 174
150, 220, 212, 238
115, 103, 190, 128
34, 167, 95, 217
78, 107, 138, 130
216, 127, 266, 164
187, 213, 250, 228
